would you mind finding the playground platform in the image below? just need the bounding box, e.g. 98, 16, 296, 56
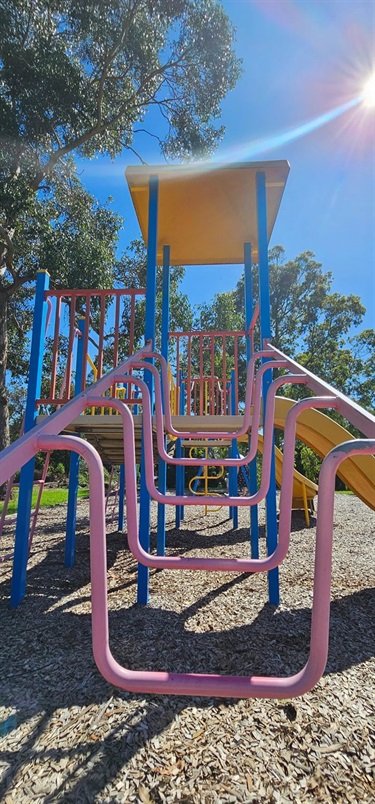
1, 158, 374, 702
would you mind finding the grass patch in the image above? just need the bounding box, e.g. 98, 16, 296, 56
0, 487, 89, 515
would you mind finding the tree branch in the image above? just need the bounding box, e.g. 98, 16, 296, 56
0, 225, 16, 279
30, 39, 193, 191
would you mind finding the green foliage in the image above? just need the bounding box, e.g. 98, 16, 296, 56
115, 238, 194, 355
295, 443, 322, 483
0, 0, 241, 273
216, 246, 373, 411
199, 247, 374, 478
0, 0, 241, 449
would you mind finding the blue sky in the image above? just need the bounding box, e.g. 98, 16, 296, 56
77, 0, 374, 331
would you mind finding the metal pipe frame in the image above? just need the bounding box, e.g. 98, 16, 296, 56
137, 348, 287, 443
133, 357, 299, 468
13, 427, 372, 699
264, 343, 375, 437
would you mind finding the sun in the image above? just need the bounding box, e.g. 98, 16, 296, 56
361, 73, 375, 107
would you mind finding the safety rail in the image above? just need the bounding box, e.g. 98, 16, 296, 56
135, 346, 375, 449
134, 361, 311, 468
2, 399, 371, 697
189, 376, 226, 416
266, 343, 375, 439
39, 287, 145, 406
140, 349, 281, 443
0, 344, 152, 487
169, 329, 247, 414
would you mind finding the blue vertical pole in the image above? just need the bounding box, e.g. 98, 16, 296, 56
11, 270, 50, 607
118, 464, 125, 531
256, 171, 279, 605
244, 242, 259, 559
65, 317, 85, 566
157, 246, 170, 555
229, 369, 238, 529
138, 175, 158, 605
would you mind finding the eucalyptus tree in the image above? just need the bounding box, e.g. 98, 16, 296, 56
195, 247, 374, 481
196, 247, 374, 463
0, 0, 242, 449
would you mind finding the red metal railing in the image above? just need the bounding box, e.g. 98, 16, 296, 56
169, 330, 247, 415
39, 288, 145, 406
1, 346, 373, 696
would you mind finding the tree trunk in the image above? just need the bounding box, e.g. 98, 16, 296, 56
0, 289, 10, 458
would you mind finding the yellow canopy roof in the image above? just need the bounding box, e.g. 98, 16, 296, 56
125, 160, 289, 266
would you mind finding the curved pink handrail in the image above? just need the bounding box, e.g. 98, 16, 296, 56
131, 361, 306, 467
0, 343, 152, 487
32, 433, 374, 698
87, 393, 338, 573
147, 349, 286, 440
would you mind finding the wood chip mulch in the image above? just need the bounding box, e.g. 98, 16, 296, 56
0, 494, 374, 803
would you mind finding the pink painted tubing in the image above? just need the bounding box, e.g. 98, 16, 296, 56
265, 343, 375, 438
88, 434, 375, 698
248, 301, 260, 336
2, 374, 373, 696
98, 295, 105, 381
0, 343, 152, 487
33, 434, 374, 698
187, 335, 192, 415
133, 357, 294, 466
148, 349, 286, 441
87, 394, 338, 574
169, 329, 246, 338
41, 288, 146, 406
50, 296, 61, 401
64, 297, 77, 400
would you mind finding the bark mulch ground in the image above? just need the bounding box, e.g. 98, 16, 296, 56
0, 494, 374, 803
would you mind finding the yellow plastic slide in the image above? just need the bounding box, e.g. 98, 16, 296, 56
237, 433, 318, 522
237, 433, 317, 498
271, 397, 375, 511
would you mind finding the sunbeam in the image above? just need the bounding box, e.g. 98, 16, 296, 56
213, 94, 367, 166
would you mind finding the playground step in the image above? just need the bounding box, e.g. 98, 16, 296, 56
171, 414, 248, 433
37, 414, 159, 465
181, 440, 233, 448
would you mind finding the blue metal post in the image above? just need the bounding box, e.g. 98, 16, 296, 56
256, 171, 279, 604
138, 175, 159, 604
118, 464, 125, 531
11, 271, 50, 607
65, 317, 85, 566
229, 369, 238, 529
244, 242, 259, 559
157, 246, 170, 555
192, 465, 204, 492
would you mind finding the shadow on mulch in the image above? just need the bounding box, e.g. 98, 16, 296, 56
0, 529, 373, 693
0, 521, 374, 804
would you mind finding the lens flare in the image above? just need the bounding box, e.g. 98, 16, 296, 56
209, 95, 363, 167
361, 74, 375, 107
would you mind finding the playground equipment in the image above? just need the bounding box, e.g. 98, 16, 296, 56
1, 160, 374, 700
188, 445, 225, 515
